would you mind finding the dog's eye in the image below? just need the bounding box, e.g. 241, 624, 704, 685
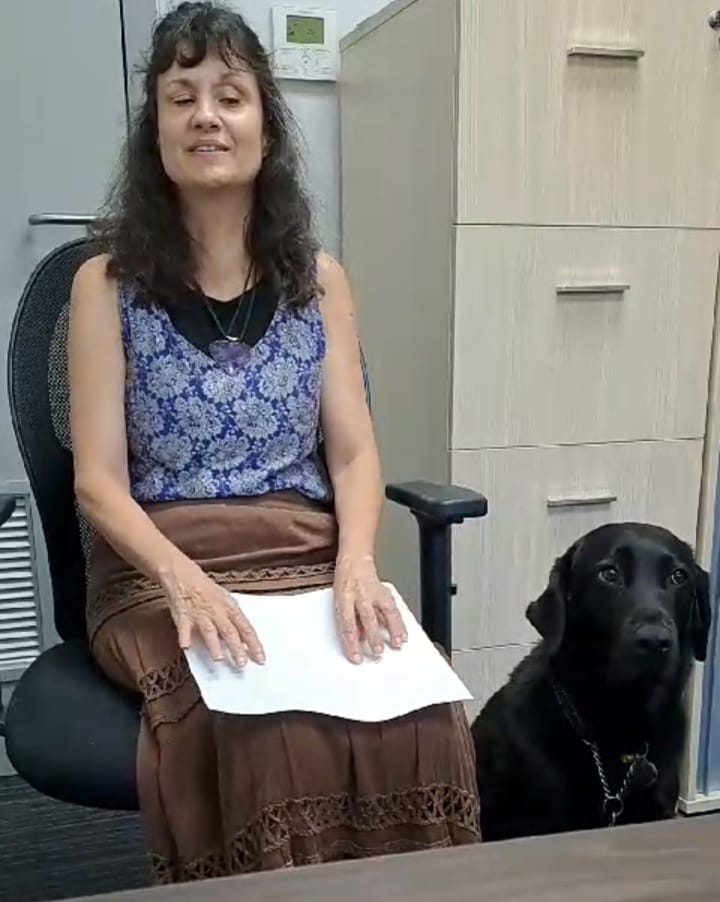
598, 565, 620, 584
670, 568, 688, 586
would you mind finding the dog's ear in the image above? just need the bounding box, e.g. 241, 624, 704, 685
690, 563, 711, 662
526, 542, 578, 653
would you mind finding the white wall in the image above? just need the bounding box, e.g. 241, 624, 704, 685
155, 1, 391, 256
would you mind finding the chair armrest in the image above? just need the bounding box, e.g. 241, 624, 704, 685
385, 481, 488, 523
385, 481, 487, 655
0, 495, 16, 528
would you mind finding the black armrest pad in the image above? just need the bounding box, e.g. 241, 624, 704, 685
0, 496, 16, 528
385, 481, 488, 523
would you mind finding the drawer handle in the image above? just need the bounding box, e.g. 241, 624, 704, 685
556, 282, 629, 297
547, 493, 618, 510
567, 45, 645, 61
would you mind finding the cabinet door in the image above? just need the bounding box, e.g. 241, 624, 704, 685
454, 647, 529, 721
452, 225, 718, 449
0, 1, 128, 671
451, 439, 703, 650
0, 0, 127, 480
457, 0, 720, 227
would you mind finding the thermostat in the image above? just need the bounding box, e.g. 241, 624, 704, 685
271, 6, 338, 81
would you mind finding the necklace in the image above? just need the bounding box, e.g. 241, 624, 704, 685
202, 273, 259, 373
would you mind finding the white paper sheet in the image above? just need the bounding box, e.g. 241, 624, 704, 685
184, 584, 472, 722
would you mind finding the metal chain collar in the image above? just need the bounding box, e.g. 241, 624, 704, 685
549, 677, 658, 827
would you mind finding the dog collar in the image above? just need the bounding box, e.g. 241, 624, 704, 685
549, 676, 658, 826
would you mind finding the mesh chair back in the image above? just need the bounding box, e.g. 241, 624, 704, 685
8, 237, 372, 641
9, 239, 98, 640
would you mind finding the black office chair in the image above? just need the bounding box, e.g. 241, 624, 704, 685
3, 238, 487, 811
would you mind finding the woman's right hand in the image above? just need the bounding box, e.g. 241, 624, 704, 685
160, 561, 265, 668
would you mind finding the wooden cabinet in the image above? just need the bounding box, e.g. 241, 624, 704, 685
341, 0, 720, 808
453, 226, 719, 447
457, 0, 720, 227
451, 439, 703, 648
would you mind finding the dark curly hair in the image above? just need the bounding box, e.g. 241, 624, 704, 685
93, 1, 319, 308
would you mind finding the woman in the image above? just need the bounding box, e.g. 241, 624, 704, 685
69, 1, 479, 883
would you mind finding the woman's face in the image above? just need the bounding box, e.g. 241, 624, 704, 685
156, 52, 265, 192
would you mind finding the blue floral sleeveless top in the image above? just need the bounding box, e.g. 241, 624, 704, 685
119, 285, 332, 504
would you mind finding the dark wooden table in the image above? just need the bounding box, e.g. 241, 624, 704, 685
71, 815, 720, 902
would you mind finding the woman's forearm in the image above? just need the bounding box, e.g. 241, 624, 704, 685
75, 470, 198, 587
331, 448, 384, 563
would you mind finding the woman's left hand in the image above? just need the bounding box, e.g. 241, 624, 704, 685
333, 555, 408, 664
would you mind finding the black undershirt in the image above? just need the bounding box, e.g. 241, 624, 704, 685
165, 277, 278, 356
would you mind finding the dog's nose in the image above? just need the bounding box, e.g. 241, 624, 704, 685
634, 625, 672, 656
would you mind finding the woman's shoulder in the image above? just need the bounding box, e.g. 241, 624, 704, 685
69, 254, 127, 341
314, 252, 355, 323
71, 253, 117, 306
315, 251, 346, 291
68, 254, 125, 360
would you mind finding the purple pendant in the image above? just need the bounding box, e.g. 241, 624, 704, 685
208, 338, 252, 373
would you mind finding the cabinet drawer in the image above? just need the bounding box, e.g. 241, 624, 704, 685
457, 0, 720, 227
454, 647, 530, 721
452, 226, 718, 449
451, 440, 703, 650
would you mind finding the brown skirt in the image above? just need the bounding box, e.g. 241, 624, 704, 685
87, 492, 480, 883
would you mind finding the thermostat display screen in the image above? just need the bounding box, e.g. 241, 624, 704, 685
286, 14, 325, 45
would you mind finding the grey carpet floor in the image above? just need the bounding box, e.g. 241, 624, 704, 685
0, 777, 150, 902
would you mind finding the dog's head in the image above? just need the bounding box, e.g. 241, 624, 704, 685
526, 523, 711, 687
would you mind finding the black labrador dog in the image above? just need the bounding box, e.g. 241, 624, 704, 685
471, 522, 711, 841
